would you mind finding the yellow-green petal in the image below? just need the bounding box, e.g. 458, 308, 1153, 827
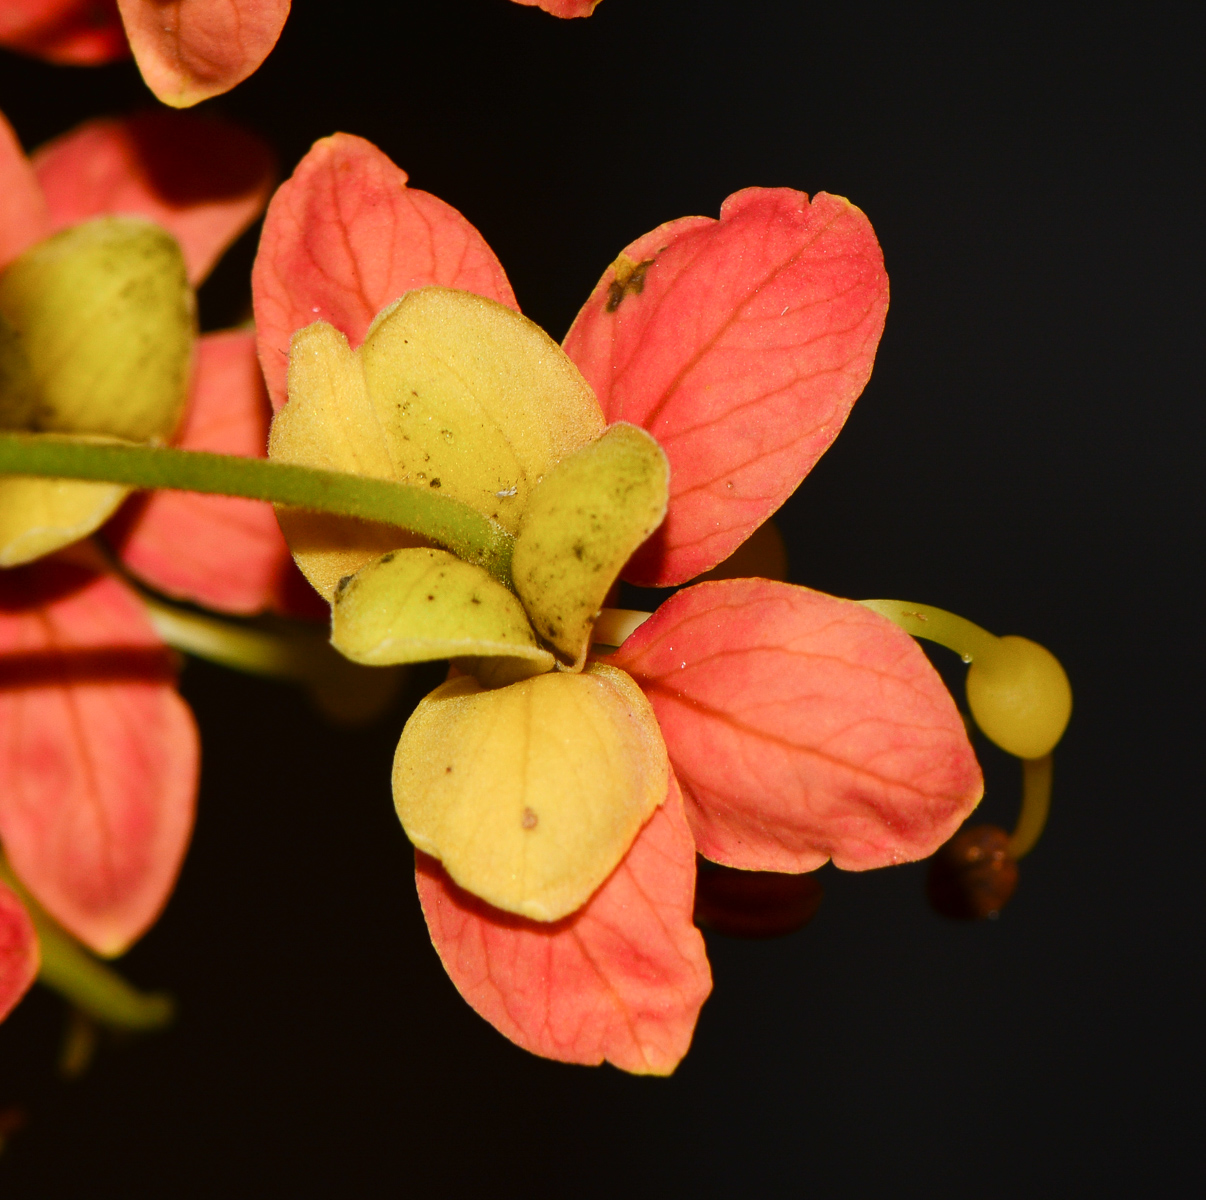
511, 422, 668, 665
0, 463, 126, 566
0, 312, 38, 431
270, 288, 605, 599
331, 547, 553, 672
393, 663, 668, 921
0, 216, 195, 442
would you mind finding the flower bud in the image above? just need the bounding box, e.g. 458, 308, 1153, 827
966, 635, 1072, 759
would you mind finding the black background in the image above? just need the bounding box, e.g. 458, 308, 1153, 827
0, 1, 1200, 1195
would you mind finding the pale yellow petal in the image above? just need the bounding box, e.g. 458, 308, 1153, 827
331, 547, 553, 672
0, 474, 126, 567
512, 422, 668, 665
392, 664, 668, 921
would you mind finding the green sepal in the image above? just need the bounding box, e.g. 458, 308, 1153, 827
0, 216, 195, 442
511, 422, 668, 666
330, 546, 554, 672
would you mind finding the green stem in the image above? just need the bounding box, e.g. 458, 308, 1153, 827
0, 432, 513, 584
858, 599, 1000, 662
1009, 754, 1053, 861
0, 859, 173, 1031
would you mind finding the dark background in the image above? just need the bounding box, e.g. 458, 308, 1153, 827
1, 1, 1200, 1194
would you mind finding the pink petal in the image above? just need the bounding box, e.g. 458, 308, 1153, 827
609, 579, 983, 873
0, 0, 128, 66
252, 133, 517, 411
563, 188, 889, 586
0, 559, 199, 956
510, 0, 601, 16
32, 110, 276, 286
0, 110, 50, 272
417, 773, 712, 1075
108, 329, 299, 615
115, 0, 289, 107
0, 880, 38, 1023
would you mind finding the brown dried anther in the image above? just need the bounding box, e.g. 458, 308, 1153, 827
694, 860, 823, 938
926, 824, 1018, 920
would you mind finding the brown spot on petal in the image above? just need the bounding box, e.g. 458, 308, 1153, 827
694, 860, 823, 938
605, 255, 655, 312
926, 824, 1018, 920
521, 807, 538, 830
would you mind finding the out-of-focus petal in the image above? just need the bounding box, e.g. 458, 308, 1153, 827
0, 559, 198, 955
564, 188, 889, 586
416, 773, 711, 1075
0, 880, 38, 1022
115, 0, 289, 108
252, 133, 516, 411
32, 111, 275, 285
511, 0, 601, 16
609, 579, 983, 873
0, 111, 50, 272
108, 328, 298, 615
0, 0, 128, 66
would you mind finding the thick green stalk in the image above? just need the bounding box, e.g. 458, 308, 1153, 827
0, 432, 513, 583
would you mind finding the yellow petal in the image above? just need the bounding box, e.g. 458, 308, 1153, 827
0, 470, 126, 567
0, 312, 38, 431
270, 289, 605, 599
393, 663, 668, 921
0, 216, 195, 442
511, 422, 668, 665
331, 547, 553, 673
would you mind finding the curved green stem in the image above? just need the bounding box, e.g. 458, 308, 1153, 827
1009, 755, 1053, 860
0, 859, 173, 1031
858, 599, 999, 662
0, 432, 513, 584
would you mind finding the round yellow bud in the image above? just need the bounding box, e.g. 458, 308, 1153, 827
966, 635, 1072, 759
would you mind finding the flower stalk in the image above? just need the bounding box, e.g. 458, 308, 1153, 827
0, 432, 514, 584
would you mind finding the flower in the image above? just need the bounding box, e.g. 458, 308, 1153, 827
0, 0, 601, 109
251, 133, 983, 1073
0, 107, 291, 1012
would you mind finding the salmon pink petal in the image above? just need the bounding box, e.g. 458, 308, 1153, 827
511, 0, 601, 16
108, 329, 298, 615
0, 880, 38, 1022
609, 579, 983, 873
0, 559, 198, 956
252, 133, 517, 411
563, 188, 889, 586
32, 110, 275, 285
0, 111, 50, 271
115, 0, 289, 108
0, 0, 127, 65
416, 773, 711, 1075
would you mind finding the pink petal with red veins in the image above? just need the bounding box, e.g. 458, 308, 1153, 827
0, 111, 50, 271
511, 0, 601, 17
0, 560, 198, 956
416, 773, 711, 1075
252, 133, 517, 411
108, 329, 299, 615
0, 880, 38, 1023
115, 0, 289, 108
610, 579, 983, 873
564, 188, 889, 586
32, 110, 275, 286
0, 0, 128, 66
